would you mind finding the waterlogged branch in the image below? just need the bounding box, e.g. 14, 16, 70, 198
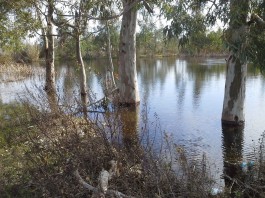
88, 88, 119, 108
74, 160, 135, 198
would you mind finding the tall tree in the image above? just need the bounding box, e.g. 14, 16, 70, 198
73, 1, 88, 107
45, 0, 56, 94
51, 0, 100, 114
118, 0, 140, 105
34, 0, 58, 111
203, 0, 265, 125
105, 21, 117, 93
53, 0, 117, 104
163, 0, 265, 125
221, 0, 249, 125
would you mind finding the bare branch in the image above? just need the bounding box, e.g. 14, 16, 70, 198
73, 170, 98, 192
74, 160, 135, 198
143, 1, 153, 14
88, 88, 119, 108
57, 0, 143, 21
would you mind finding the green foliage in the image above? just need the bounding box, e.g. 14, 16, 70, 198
180, 29, 226, 56
81, 23, 120, 59
136, 27, 179, 56
162, 0, 226, 56
0, 0, 39, 51
248, 26, 265, 71
56, 37, 76, 60
247, 0, 265, 71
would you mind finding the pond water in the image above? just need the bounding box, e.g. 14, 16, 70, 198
1, 57, 265, 185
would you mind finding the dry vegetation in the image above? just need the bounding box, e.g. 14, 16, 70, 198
0, 90, 216, 197
2, 89, 265, 197
0, 63, 34, 82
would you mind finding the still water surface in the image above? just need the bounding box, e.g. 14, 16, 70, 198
1, 57, 265, 184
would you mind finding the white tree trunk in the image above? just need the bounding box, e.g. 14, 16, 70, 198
76, 33, 88, 118
45, 1, 56, 93
222, 55, 247, 125
106, 21, 116, 89
222, 0, 249, 125
44, 1, 59, 112
76, 33, 87, 98
118, 0, 140, 105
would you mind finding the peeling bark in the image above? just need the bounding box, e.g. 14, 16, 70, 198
76, 34, 88, 97
106, 21, 116, 89
104, 21, 117, 97
45, 1, 56, 94
118, 0, 140, 105
76, 33, 89, 118
36, 0, 58, 113
221, 0, 249, 125
222, 55, 247, 125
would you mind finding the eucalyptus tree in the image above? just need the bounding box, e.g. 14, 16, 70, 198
91, 6, 120, 95
118, 0, 156, 105
220, 0, 249, 125
163, 0, 265, 125
208, 0, 265, 125
70, 0, 155, 105
49, 0, 89, 101
53, 0, 121, 106
73, 0, 88, 100
52, 0, 158, 106
0, 0, 58, 110
118, 0, 140, 105
105, 21, 117, 93
43, 0, 94, 115
31, 0, 60, 113
37, 0, 56, 94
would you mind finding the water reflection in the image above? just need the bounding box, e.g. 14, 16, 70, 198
119, 106, 140, 154
137, 58, 177, 101
222, 125, 244, 191
1, 57, 265, 184
186, 58, 226, 108
59, 64, 77, 106
174, 60, 187, 112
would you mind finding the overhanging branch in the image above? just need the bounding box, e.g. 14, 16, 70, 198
56, 0, 143, 21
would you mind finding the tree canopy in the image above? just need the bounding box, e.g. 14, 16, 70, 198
0, 0, 265, 69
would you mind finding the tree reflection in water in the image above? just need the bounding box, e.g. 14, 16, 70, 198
118, 105, 141, 163
222, 124, 245, 193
